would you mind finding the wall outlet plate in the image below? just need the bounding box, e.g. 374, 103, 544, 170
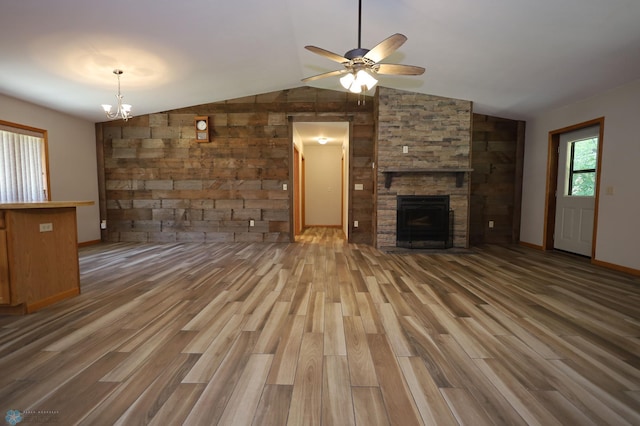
283, 183, 288, 190
249, 219, 255, 227
354, 220, 359, 228
39, 223, 53, 232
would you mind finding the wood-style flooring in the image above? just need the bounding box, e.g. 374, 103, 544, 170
0, 227, 639, 425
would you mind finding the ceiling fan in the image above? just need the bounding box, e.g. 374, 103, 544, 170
302, 0, 425, 93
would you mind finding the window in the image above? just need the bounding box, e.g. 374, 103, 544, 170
0, 120, 50, 202
567, 137, 597, 196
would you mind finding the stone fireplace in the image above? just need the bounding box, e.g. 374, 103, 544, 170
375, 87, 472, 249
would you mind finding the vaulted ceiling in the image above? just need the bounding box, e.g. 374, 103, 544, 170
2, 0, 639, 123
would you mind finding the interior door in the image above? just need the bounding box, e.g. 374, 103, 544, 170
554, 125, 599, 256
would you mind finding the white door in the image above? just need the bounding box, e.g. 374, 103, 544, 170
554, 125, 599, 256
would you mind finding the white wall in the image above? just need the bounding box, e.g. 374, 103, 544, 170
0, 94, 101, 243
521, 79, 640, 270
305, 144, 343, 226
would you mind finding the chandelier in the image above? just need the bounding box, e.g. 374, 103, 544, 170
101, 69, 132, 121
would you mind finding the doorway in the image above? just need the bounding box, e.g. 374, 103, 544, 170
290, 121, 350, 241
543, 117, 604, 257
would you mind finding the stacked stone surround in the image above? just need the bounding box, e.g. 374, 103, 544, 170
98, 87, 375, 244
375, 87, 472, 248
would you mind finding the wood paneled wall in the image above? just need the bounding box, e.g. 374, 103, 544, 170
470, 114, 525, 244
96, 87, 375, 244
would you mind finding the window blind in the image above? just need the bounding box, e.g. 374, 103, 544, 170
0, 129, 46, 202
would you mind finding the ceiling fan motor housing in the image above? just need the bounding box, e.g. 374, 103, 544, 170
344, 48, 370, 60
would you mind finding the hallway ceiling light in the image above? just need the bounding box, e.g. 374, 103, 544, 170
318, 137, 328, 145
101, 69, 132, 121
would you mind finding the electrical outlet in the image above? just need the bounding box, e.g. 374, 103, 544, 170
282, 183, 288, 190
488, 220, 494, 229
100, 220, 107, 230
39, 223, 53, 232
249, 219, 255, 227
354, 220, 359, 228
402, 145, 409, 154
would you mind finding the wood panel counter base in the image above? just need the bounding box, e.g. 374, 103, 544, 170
5, 288, 82, 315
0, 201, 92, 315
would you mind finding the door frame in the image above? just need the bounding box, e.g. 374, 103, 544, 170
542, 117, 605, 257
287, 116, 352, 243
293, 145, 302, 236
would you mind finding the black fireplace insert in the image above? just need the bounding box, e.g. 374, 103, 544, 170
397, 195, 452, 248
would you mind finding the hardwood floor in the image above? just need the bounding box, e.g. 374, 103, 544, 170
0, 227, 639, 425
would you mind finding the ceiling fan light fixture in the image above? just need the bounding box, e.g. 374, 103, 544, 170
340, 73, 355, 90
302, 0, 423, 91
340, 69, 377, 93
356, 69, 378, 90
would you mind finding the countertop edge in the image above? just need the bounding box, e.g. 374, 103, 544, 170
0, 201, 95, 209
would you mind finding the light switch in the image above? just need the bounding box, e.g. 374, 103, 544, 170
403, 146, 409, 154
283, 183, 288, 190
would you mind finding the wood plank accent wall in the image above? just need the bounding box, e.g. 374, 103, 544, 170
375, 87, 472, 248
96, 87, 375, 244
470, 114, 525, 244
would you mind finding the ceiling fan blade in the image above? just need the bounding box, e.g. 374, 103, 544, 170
376, 63, 425, 76
301, 69, 349, 83
364, 33, 407, 63
305, 46, 349, 64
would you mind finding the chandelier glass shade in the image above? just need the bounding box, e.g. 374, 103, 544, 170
339, 69, 378, 93
101, 69, 132, 121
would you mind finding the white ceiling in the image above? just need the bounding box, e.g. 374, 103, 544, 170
2, 0, 640, 124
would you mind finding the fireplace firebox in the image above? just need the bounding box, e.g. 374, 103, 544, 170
397, 195, 453, 248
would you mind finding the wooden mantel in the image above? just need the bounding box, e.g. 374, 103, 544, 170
0, 201, 94, 314
381, 168, 474, 189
